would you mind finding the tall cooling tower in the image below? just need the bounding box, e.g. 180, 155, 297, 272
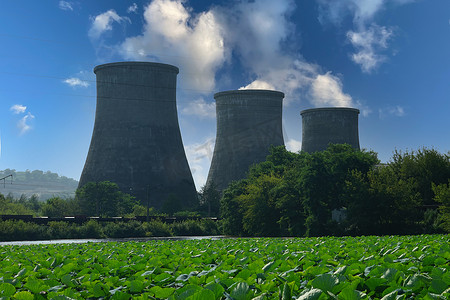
300, 107, 360, 153
206, 90, 285, 192
79, 62, 197, 210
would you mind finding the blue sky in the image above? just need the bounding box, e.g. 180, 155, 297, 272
0, 0, 449, 190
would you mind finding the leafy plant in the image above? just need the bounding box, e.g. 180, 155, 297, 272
0, 235, 448, 299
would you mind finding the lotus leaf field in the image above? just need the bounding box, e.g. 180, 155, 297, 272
0, 235, 449, 299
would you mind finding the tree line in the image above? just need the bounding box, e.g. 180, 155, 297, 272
2, 145, 449, 237
220, 145, 450, 236
0, 180, 217, 219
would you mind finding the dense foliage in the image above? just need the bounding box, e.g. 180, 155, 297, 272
221, 145, 450, 236
1, 180, 213, 219
0, 219, 220, 241
0, 235, 448, 299
75, 181, 137, 217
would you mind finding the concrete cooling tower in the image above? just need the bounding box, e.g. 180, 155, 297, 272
300, 107, 360, 153
79, 62, 197, 210
206, 90, 285, 192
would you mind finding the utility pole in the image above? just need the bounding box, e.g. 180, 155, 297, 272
146, 185, 150, 222
0, 174, 13, 188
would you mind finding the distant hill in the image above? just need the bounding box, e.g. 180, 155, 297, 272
0, 169, 78, 201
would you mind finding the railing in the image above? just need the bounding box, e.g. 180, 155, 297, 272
0, 215, 219, 224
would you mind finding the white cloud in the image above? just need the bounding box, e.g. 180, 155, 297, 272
10, 104, 27, 114
17, 112, 35, 135
310, 72, 353, 107
58, 1, 73, 11
347, 25, 393, 73
127, 3, 138, 14
216, 0, 316, 102
63, 77, 90, 88
317, 0, 412, 73
184, 138, 215, 189
286, 139, 302, 153
317, 0, 413, 26
355, 100, 372, 117
114, 0, 358, 109
120, 0, 227, 92
379, 105, 405, 119
182, 98, 216, 119
89, 10, 128, 40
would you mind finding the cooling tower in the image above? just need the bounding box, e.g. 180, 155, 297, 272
206, 89, 285, 192
300, 107, 360, 153
79, 62, 197, 210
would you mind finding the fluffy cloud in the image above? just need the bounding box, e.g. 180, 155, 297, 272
63, 77, 90, 88
18, 113, 35, 135
10, 104, 27, 114
347, 25, 393, 73
318, 0, 414, 26
127, 3, 138, 14
285, 139, 302, 153
184, 138, 215, 189
310, 72, 353, 107
10, 105, 35, 135
215, 0, 316, 102
89, 10, 128, 40
317, 0, 413, 73
120, 0, 227, 92
115, 0, 356, 108
182, 98, 216, 119
215, 0, 351, 107
58, 1, 73, 11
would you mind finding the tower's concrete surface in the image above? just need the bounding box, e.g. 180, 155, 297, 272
300, 107, 360, 153
206, 89, 285, 192
79, 62, 197, 210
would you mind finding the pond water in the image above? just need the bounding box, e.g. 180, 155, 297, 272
0, 236, 226, 246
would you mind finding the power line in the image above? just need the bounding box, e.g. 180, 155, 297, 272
0, 174, 13, 188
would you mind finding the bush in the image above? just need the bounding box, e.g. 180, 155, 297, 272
0, 220, 46, 241
103, 221, 146, 238
47, 221, 79, 239
142, 220, 173, 237
172, 220, 204, 236
172, 219, 221, 236
78, 220, 104, 238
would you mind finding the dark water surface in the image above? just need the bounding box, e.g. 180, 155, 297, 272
0, 236, 226, 246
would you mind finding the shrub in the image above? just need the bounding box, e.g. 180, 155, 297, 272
172, 220, 204, 236
0, 220, 46, 241
142, 220, 173, 237
78, 220, 104, 238
103, 221, 146, 238
47, 221, 79, 239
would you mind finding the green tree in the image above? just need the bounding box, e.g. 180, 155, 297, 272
390, 148, 450, 206
238, 173, 283, 236
220, 180, 247, 236
432, 180, 450, 232
298, 144, 379, 236
344, 167, 421, 235
0, 193, 35, 215
199, 182, 221, 217
40, 197, 80, 217
75, 181, 136, 217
